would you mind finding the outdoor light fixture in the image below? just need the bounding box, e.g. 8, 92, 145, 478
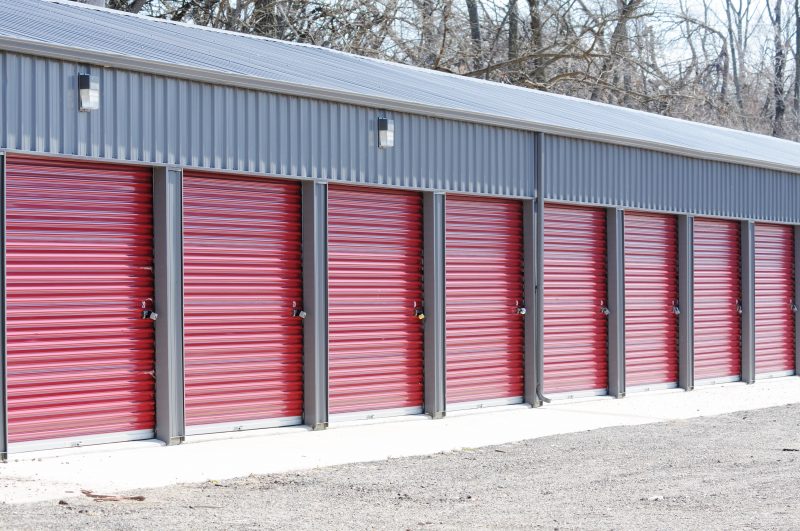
378, 117, 394, 148
78, 73, 100, 112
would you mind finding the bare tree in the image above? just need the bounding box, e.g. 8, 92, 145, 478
75, 0, 800, 141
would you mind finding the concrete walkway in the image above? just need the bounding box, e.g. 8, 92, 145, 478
0, 377, 798, 505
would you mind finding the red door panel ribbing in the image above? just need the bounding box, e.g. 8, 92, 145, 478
445, 196, 525, 405
755, 223, 795, 375
6, 156, 155, 444
182, 172, 303, 429
543, 204, 608, 394
624, 212, 679, 387
693, 218, 741, 381
327, 186, 424, 415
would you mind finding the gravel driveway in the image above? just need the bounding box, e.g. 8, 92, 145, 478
2, 403, 799, 530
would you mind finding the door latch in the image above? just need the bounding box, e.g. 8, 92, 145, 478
413, 301, 425, 320
141, 298, 157, 320
599, 300, 610, 316
292, 301, 306, 319
791, 300, 798, 314
735, 299, 743, 315
516, 307, 527, 315
672, 300, 681, 315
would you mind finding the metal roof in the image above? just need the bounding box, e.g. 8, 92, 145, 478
2, 0, 800, 174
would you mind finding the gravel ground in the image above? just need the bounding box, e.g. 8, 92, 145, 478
1, 403, 799, 530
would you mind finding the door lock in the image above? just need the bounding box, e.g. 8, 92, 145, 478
141, 298, 157, 321
672, 301, 681, 315
735, 299, 743, 315
516, 307, 527, 315
599, 301, 610, 316
292, 309, 307, 319
791, 301, 798, 314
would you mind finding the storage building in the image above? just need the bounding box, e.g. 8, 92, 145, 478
0, 0, 798, 455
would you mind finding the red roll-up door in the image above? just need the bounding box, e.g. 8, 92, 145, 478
445, 196, 525, 407
5, 156, 155, 446
694, 218, 741, 382
327, 186, 424, 417
624, 212, 679, 388
755, 223, 795, 376
182, 172, 303, 432
543, 204, 608, 395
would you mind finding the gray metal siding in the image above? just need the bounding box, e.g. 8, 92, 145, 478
0, 51, 535, 198
4, 0, 800, 176
543, 135, 800, 223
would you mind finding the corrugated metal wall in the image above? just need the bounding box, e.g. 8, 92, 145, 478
543, 135, 800, 223
5, 49, 800, 220
0, 51, 534, 198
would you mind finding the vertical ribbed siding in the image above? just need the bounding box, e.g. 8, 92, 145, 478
5, 156, 155, 445
754, 223, 795, 375
624, 212, 679, 387
542, 135, 800, 223
444, 196, 525, 406
182, 171, 304, 430
543, 204, 608, 395
0, 51, 534, 198
327, 185, 424, 415
694, 219, 742, 381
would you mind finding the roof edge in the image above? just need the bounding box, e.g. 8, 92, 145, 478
1, 34, 798, 177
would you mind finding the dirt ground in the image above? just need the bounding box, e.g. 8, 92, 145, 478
1, 403, 799, 530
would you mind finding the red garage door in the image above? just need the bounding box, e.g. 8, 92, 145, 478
182, 172, 303, 433
327, 186, 424, 417
5, 156, 155, 447
694, 219, 741, 382
445, 196, 525, 407
755, 223, 795, 376
624, 212, 679, 388
543, 204, 608, 396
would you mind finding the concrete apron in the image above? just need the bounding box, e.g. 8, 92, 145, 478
1, 377, 798, 504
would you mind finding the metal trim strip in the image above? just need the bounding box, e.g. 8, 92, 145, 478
625, 382, 679, 394
545, 388, 608, 400
754, 370, 796, 380
694, 376, 742, 386
0, 152, 6, 461
184, 416, 302, 437
446, 397, 524, 412
328, 406, 424, 423
7, 429, 154, 454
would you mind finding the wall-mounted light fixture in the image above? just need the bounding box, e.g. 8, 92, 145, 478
378, 117, 394, 148
78, 73, 100, 112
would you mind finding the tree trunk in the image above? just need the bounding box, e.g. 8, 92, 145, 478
508, 0, 519, 60
794, 0, 800, 114
590, 0, 642, 102
465, 0, 483, 69
771, 0, 786, 137
419, 0, 437, 67
526, 0, 544, 86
